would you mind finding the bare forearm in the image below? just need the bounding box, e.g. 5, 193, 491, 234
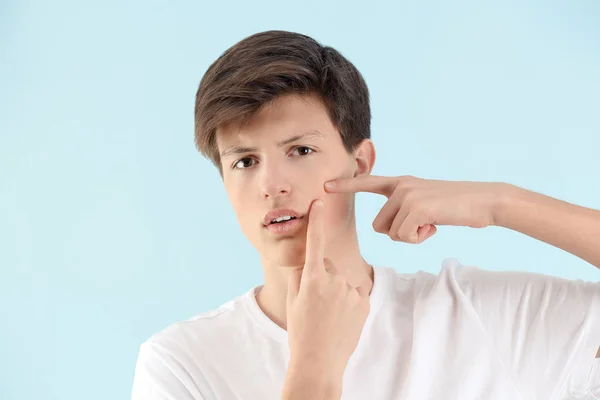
493, 183, 600, 269
281, 359, 343, 400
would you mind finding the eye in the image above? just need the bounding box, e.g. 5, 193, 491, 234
291, 146, 314, 156
233, 157, 256, 170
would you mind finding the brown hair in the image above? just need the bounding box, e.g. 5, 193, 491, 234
194, 30, 371, 171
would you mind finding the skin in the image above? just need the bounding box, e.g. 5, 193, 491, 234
324, 175, 600, 270
217, 93, 376, 330
283, 199, 370, 399
216, 92, 600, 398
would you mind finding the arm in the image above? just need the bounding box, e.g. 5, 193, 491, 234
325, 175, 600, 270
281, 359, 343, 400
493, 183, 600, 270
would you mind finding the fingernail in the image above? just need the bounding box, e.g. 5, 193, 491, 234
325, 181, 336, 189
314, 200, 323, 208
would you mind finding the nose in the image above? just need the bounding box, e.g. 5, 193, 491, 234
259, 161, 291, 199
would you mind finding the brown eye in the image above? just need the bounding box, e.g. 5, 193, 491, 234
233, 157, 255, 169
293, 146, 313, 156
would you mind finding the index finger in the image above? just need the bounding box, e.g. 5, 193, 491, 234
324, 175, 396, 197
303, 199, 325, 276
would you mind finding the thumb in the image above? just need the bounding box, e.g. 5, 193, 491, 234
287, 267, 302, 306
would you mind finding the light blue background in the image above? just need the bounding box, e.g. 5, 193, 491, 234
1, 0, 599, 399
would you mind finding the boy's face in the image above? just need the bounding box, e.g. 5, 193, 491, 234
216, 93, 371, 267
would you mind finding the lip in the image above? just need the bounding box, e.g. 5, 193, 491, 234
262, 208, 302, 227
265, 217, 303, 236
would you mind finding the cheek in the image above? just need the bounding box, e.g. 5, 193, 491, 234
324, 192, 354, 227
225, 184, 256, 234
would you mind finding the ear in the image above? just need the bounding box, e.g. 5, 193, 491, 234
352, 139, 376, 177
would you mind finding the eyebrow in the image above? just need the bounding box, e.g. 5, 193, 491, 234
219, 130, 325, 159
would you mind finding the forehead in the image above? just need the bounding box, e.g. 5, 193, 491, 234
216, 94, 335, 146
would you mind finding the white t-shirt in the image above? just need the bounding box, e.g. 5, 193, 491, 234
131, 258, 600, 399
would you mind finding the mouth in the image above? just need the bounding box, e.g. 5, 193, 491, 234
269, 215, 298, 225
264, 216, 303, 235
262, 209, 302, 226
262, 209, 304, 236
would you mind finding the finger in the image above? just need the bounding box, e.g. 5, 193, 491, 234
388, 207, 410, 241
407, 224, 437, 244
304, 199, 325, 276
372, 198, 401, 234
418, 225, 437, 243
418, 224, 432, 239
325, 175, 396, 197
397, 212, 429, 243
287, 267, 303, 306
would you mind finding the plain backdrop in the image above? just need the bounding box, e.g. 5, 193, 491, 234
1, 0, 599, 399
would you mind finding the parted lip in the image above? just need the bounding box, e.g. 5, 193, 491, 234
262, 208, 302, 226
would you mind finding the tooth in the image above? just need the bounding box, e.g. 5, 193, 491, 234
272, 215, 294, 223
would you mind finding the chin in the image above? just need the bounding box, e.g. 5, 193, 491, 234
268, 238, 307, 267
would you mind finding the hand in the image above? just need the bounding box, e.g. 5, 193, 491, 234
325, 175, 504, 244
285, 199, 371, 382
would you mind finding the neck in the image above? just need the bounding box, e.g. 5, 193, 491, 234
255, 226, 374, 331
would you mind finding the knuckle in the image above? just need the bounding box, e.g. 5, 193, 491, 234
349, 290, 361, 305
372, 220, 384, 233
402, 175, 418, 183
397, 230, 411, 242
389, 186, 403, 199
396, 175, 412, 188
332, 275, 348, 292
304, 274, 321, 289
404, 190, 417, 203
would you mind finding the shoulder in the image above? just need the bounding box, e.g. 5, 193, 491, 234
385, 257, 600, 333
132, 288, 260, 399
402, 258, 600, 398
142, 289, 254, 354
412, 257, 600, 302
